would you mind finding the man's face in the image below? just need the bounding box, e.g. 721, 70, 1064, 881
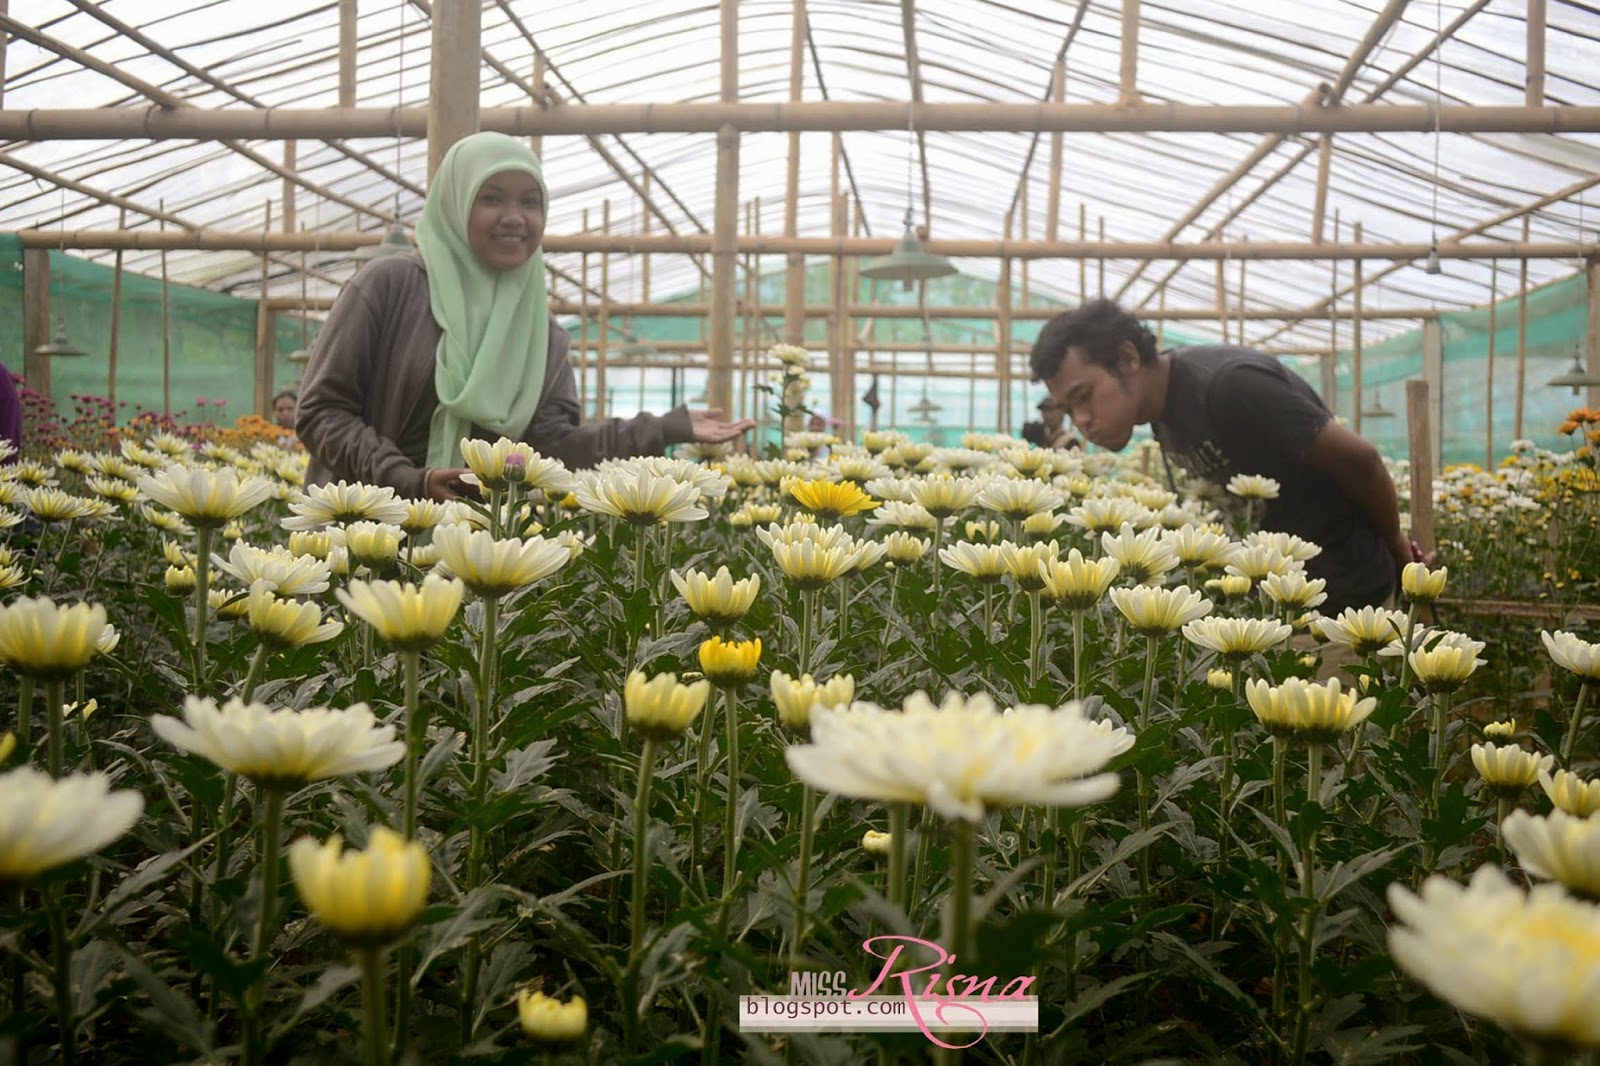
467, 169, 546, 273
273, 395, 296, 429
1038, 401, 1065, 431
1046, 344, 1140, 451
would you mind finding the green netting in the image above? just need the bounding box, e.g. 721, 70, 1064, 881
1295, 271, 1592, 467
0, 233, 312, 426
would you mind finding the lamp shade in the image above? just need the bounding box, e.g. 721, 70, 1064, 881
33, 316, 87, 358
908, 393, 942, 423
286, 348, 312, 365
1547, 352, 1600, 396
860, 216, 957, 291
353, 222, 413, 261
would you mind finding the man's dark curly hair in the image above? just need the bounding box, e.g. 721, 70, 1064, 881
1029, 299, 1160, 383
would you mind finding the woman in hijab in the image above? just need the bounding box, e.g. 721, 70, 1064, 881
297, 131, 754, 500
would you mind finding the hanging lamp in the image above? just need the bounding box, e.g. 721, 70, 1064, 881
36, 189, 90, 359
1360, 387, 1396, 420
860, 208, 957, 291
1547, 350, 1600, 396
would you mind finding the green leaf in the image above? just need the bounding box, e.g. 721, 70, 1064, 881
111, 943, 215, 1054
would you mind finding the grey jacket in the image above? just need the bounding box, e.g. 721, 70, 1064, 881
297, 251, 693, 497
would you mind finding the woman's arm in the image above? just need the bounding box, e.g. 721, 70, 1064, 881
296, 262, 433, 497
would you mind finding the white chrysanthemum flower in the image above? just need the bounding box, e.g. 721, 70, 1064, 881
866, 499, 939, 532
1246, 677, 1377, 744
1162, 525, 1238, 572
907, 475, 982, 519
1314, 606, 1408, 656
1241, 530, 1322, 563
670, 566, 760, 623
1540, 768, 1600, 817
1401, 562, 1449, 603
1067, 496, 1151, 535
1410, 631, 1487, 692
1101, 523, 1179, 585
152, 696, 404, 791
342, 521, 405, 571
136, 467, 274, 528
785, 691, 1132, 822
1110, 585, 1213, 637
1182, 616, 1292, 659
0, 597, 115, 680
1471, 742, 1553, 798
432, 524, 571, 597
1225, 544, 1297, 582
0, 767, 143, 882
976, 478, 1063, 519
336, 574, 465, 651
881, 531, 931, 564
1542, 630, 1600, 681
1226, 473, 1280, 500
1504, 809, 1600, 897
1388, 865, 1600, 1047
1261, 571, 1328, 611
571, 467, 708, 525
1038, 549, 1120, 610
243, 583, 345, 649
282, 481, 409, 531
212, 542, 332, 597
938, 540, 1008, 582
999, 540, 1060, 591
769, 670, 855, 730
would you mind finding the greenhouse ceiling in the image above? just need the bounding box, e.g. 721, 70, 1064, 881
1, 0, 1598, 354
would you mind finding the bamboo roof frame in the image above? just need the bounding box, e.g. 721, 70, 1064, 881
1, 0, 1598, 367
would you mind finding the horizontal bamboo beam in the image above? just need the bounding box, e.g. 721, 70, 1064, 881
3, 102, 1598, 140
265, 294, 1444, 322
16, 228, 1589, 262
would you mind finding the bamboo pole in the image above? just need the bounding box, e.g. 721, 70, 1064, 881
6, 101, 1600, 140
743, 199, 757, 425
829, 192, 848, 435
1215, 256, 1228, 346
599, 201, 611, 418
842, 201, 860, 438
1312, 136, 1332, 244
784, 0, 806, 346
998, 244, 1013, 434
1019, 177, 1030, 304
1486, 260, 1498, 468
1237, 242, 1247, 347
426, 0, 481, 180
1406, 380, 1436, 555
1587, 255, 1600, 412
20, 247, 49, 397
0, 0, 8, 110
15, 228, 1590, 261
530, 51, 545, 160
1353, 221, 1365, 435
706, 0, 740, 417
282, 142, 297, 233
1097, 216, 1107, 298
1156, 283, 1166, 349
339, 0, 358, 109
579, 208, 591, 418
1515, 217, 1530, 440
1046, 58, 1064, 242
1526, 0, 1547, 106
108, 206, 125, 406
1326, 212, 1340, 414
255, 201, 274, 416
1078, 204, 1087, 301
160, 203, 170, 416
1119, 0, 1142, 104
641, 171, 652, 302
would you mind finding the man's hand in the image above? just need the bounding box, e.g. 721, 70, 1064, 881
688, 408, 757, 444
423, 466, 473, 502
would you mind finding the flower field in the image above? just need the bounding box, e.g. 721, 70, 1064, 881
3, 363, 1600, 1065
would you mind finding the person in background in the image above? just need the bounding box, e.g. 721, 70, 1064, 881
806, 409, 841, 459
1020, 397, 1081, 450
272, 388, 298, 432
0, 366, 21, 463
297, 131, 754, 501
1030, 298, 1420, 613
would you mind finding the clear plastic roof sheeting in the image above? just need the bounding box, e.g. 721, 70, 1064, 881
2, 0, 1598, 351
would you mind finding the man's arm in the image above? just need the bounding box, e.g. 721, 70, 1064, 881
1304, 421, 1414, 575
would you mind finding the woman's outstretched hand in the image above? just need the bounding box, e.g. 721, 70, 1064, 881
688, 408, 757, 444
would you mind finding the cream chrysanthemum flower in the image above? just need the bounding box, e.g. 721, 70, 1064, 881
86, 476, 140, 504
0, 767, 143, 883
1314, 606, 1407, 656
22, 487, 96, 523
1503, 809, 1600, 898
1022, 511, 1070, 538
1482, 720, 1517, 740
0, 597, 114, 680
784, 691, 1132, 822
1245, 677, 1377, 744
698, 636, 762, 686
1410, 632, 1487, 693
1038, 549, 1120, 610
288, 530, 336, 560
1206, 668, 1233, 690
938, 540, 1008, 583
460, 437, 540, 492
282, 481, 409, 531
1182, 616, 1293, 659
907, 475, 981, 519
881, 531, 931, 565
770, 538, 856, 589
1261, 571, 1328, 611
1242, 530, 1322, 563
336, 574, 465, 651
1401, 562, 1449, 604
342, 521, 405, 571
572, 468, 707, 526
1540, 768, 1600, 817
1067, 496, 1150, 536
244, 583, 344, 649
516, 990, 588, 1044
4, 460, 56, 487
1110, 585, 1213, 637
1101, 524, 1179, 585
1225, 544, 1295, 582
1162, 525, 1238, 573
670, 566, 760, 623
212, 543, 333, 597
976, 478, 1063, 519
1541, 630, 1600, 681
432, 524, 571, 597
1388, 865, 1600, 1047
152, 696, 404, 791
1205, 573, 1254, 600
999, 540, 1059, 591
401, 499, 444, 535
861, 829, 893, 855
865, 499, 939, 532
1471, 742, 1553, 799
1226, 473, 1279, 500
769, 670, 855, 731
137, 467, 274, 528
290, 827, 430, 947
624, 670, 710, 741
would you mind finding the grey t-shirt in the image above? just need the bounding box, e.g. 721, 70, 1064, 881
1153, 345, 1394, 613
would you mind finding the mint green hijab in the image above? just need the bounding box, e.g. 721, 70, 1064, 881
416, 132, 550, 470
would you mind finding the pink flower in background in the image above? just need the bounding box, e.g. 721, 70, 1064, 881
213, 399, 226, 409
195, 397, 208, 407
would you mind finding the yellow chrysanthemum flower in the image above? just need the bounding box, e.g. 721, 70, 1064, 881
769, 670, 855, 730
336, 575, 465, 651
516, 990, 587, 1044
787, 478, 878, 520
670, 566, 760, 623
623, 670, 710, 741
289, 827, 430, 947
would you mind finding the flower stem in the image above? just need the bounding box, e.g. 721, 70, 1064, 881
43, 678, 65, 778
400, 650, 423, 841
192, 524, 214, 693
1496, 796, 1511, 870
251, 789, 285, 960
44, 889, 76, 1066
793, 784, 817, 956
1428, 690, 1453, 826
1289, 744, 1324, 1066
945, 819, 975, 966
625, 737, 660, 1054
982, 582, 993, 642
1396, 602, 1418, 693
799, 587, 816, 676
886, 804, 908, 914
15, 677, 31, 751
690, 694, 718, 900
240, 643, 269, 704
460, 593, 501, 1045
1561, 682, 1592, 767
358, 946, 389, 1066
1026, 590, 1044, 692
721, 686, 742, 899
1072, 608, 1085, 704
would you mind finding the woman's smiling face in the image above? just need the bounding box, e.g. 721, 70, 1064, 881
467, 169, 545, 272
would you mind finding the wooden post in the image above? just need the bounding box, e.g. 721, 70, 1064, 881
1353, 221, 1364, 435
427, 0, 481, 180
21, 248, 50, 399
1046, 58, 1064, 243
1406, 379, 1436, 555
1326, 211, 1340, 414
783, 0, 806, 346
842, 201, 860, 439
743, 199, 758, 424
1486, 260, 1498, 468
1526, 0, 1546, 106
108, 206, 126, 406
1422, 319, 1444, 470
1515, 216, 1530, 440
338, 0, 358, 109
581, 207, 593, 418
1078, 203, 1087, 303
998, 247, 1013, 434
707, 0, 739, 416
0, 0, 9, 110
1214, 256, 1228, 346
1312, 135, 1332, 243
1019, 177, 1030, 304
968, 351, 977, 432
829, 192, 847, 436
1587, 255, 1600, 412
641, 172, 652, 302
1097, 215, 1107, 297
159, 203, 170, 416
255, 201, 274, 416
599, 201, 611, 417
1156, 282, 1167, 349
1119, 0, 1141, 104
282, 141, 297, 233
1237, 245, 1247, 349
